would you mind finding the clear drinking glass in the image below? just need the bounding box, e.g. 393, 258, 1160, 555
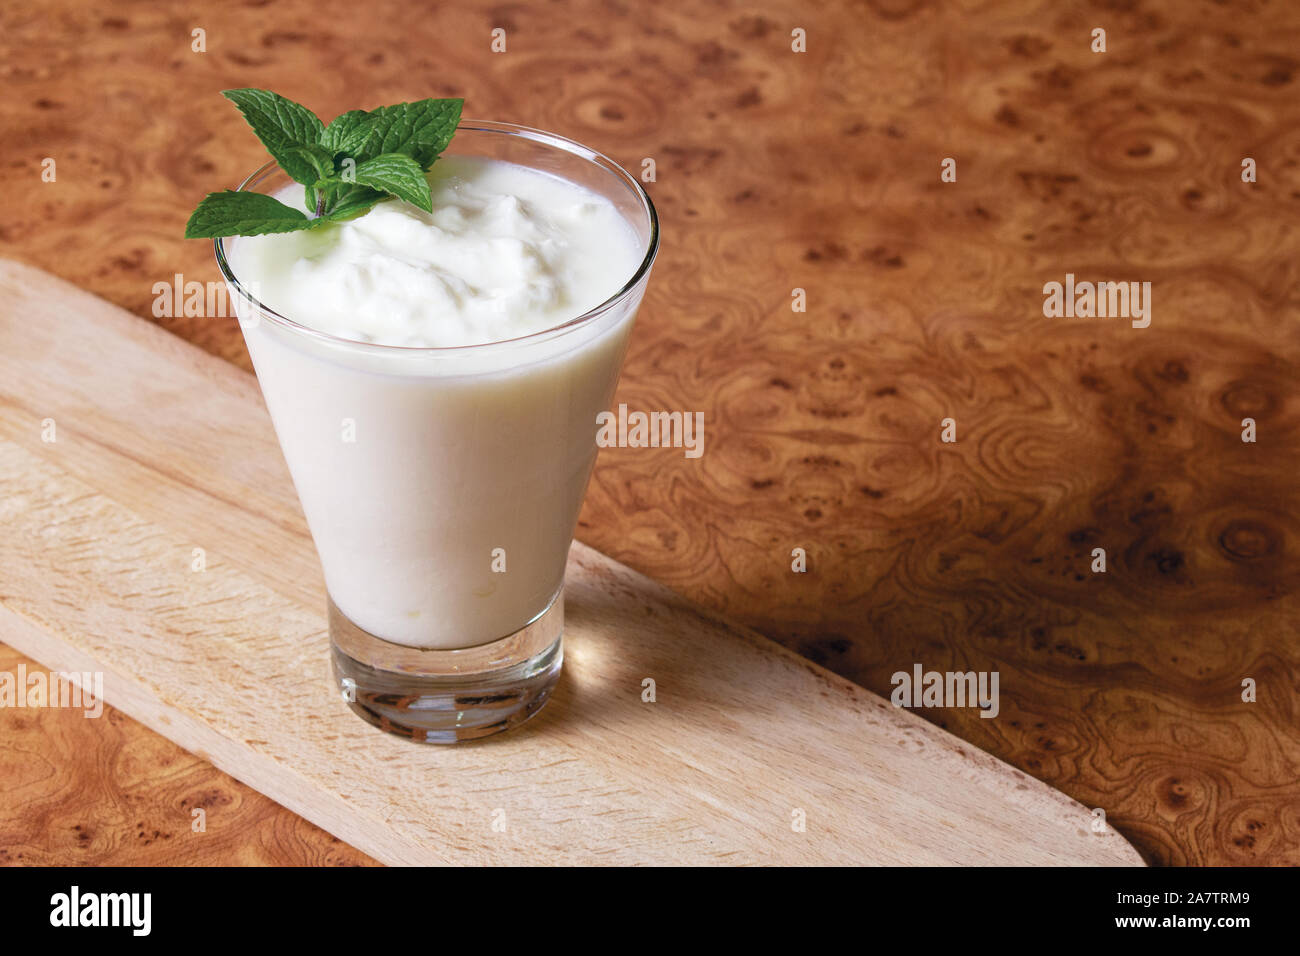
215, 122, 658, 742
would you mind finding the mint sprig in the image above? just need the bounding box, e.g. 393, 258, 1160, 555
185, 89, 463, 239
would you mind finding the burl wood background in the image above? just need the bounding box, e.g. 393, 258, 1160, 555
1, 0, 1297, 866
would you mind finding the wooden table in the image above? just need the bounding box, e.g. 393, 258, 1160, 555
2, 0, 1297, 866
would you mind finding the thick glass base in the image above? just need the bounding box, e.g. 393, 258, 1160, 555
329, 590, 563, 743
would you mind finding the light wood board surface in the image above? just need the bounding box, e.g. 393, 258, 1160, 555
0, 259, 1141, 865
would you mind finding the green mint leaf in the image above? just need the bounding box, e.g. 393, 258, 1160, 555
319, 184, 387, 221
351, 154, 432, 212
221, 88, 325, 184
286, 143, 336, 186
355, 98, 462, 168
184, 191, 311, 238
320, 110, 379, 156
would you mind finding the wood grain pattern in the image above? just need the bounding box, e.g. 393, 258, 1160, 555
1, 0, 1297, 864
0, 260, 1143, 865
0, 639, 374, 866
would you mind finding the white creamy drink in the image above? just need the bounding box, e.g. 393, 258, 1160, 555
227, 155, 643, 649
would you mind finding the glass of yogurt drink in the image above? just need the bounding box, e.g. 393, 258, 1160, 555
215, 122, 657, 742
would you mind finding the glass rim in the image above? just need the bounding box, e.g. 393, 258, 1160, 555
213, 119, 659, 354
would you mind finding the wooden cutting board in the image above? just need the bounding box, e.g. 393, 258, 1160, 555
0, 258, 1142, 865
